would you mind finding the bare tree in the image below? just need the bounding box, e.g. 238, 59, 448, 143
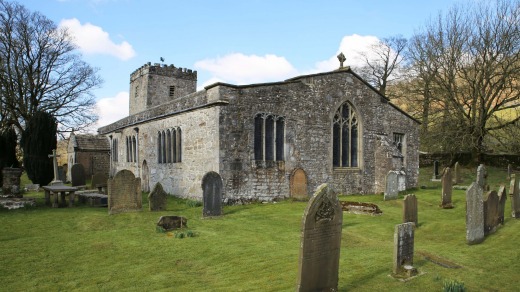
0, 0, 102, 135
406, 0, 520, 161
356, 35, 408, 96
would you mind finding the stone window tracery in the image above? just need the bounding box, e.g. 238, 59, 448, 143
111, 138, 118, 162
254, 113, 285, 162
158, 127, 182, 164
393, 132, 404, 153
333, 101, 359, 168
126, 135, 137, 162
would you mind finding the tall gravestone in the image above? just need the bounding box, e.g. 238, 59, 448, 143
107, 169, 142, 215
497, 186, 507, 225
202, 171, 223, 217
453, 162, 462, 184
477, 164, 488, 191
466, 182, 484, 245
433, 160, 440, 179
148, 182, 167, 211
393, 222, 417, 277
441, 167, 453, 208
384, 171, 399, 201
510, 174, 520, 218
297, 184, 342, 291
483, 190, 500, 235
507, 164, 512, 180
71, 163, 86, 187
403, 194, 418, 226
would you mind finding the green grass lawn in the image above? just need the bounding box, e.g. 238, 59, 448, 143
1, 166, 518, 291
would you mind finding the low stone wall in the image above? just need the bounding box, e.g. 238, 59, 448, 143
420, 153, 520, 168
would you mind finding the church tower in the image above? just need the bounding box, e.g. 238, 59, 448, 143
129, 62, 197, 115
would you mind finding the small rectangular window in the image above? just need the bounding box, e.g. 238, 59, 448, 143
169, 86, 175, 97
393, 133, 404, 153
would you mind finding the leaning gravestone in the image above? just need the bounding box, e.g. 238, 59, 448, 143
441, 167, 453, 208
453, 162, 462, 184
483, 190, 500, 235
71, 163, 86, 187
148, 182, 167, 211
497, 186, 507, 225
510, 174, 520, 218
384, 171, 399, 201
393, 222, 417, 277
403, 194, 418, 226
466, 182, 484, 245
107, 169, 142, 215
202, 171, 223, 217
297, 184, 342, 291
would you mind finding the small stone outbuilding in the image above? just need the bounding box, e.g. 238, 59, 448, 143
67, 133, 110, 181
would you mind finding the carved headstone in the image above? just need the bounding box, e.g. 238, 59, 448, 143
384, 171, 399, 201
157, 216, 187, 231
497, 186, 507, 225
148, 182, 168, 211
483, 190, 500, 235
433, 160, 440, 179
466, 182, 484, 245
453, 162, 462, 184
290, 168, 308, 200
441, 167, 453, 208
403, 194, 418, 226
201, 171, 223, 217
510, 174, 520, 218
71, 163, 86, 187
393, 222, 417, 277
297, 184, 342, 291
107, 169, 142, 215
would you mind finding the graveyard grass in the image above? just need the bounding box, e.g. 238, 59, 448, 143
1, 166, 519, 291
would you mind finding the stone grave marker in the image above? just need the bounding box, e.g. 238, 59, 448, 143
107, 169, 142, 215
476, 164, 488, 191
510, 174, 520, 218
497, 186, 507, 225
202, 171, 223, 217
507, 164, 512, 180
441, 167, 453, 208
397, 170, 406, 192
393, 222, 417, 277
157, 216, 187, 231
403, 194, 418, 226
71, 163, 86, 187
148, 182, 168, 211
90, 172, 109, 192
384, 171, 399, 201
466, 182, 484, 245
2, 168, 23, 197
290, 168, 308, 200
433, 160, 440, 179
57, 166, 66, 182
453, 162, 462, 184
483, 190, 499, 235
47, 149, 62, 185
297, 184, 342, 291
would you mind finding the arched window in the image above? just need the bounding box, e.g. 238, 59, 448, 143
157, 131, 162, 163
161, 131, 166, 163
112, 138, 118, 162
166, 129, 172, 163
132, 136, 137, 162
333, 101, 359, 168
254, 113, 285, 162
176, 128, 182, 162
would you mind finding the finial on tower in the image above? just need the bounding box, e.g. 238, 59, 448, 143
337, 52, 346, 69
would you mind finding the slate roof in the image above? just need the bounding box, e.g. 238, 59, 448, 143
73, 134, 110, 151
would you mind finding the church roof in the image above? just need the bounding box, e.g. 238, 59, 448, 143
72, 134, 110, 151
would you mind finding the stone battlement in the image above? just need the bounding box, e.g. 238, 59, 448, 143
130, 62, 197, 81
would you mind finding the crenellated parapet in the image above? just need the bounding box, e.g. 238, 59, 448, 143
130, 62, 197, 82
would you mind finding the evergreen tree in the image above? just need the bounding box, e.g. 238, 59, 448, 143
21, 111, 57, 185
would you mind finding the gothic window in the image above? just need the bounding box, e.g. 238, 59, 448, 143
158, 127, 182, 164
126, 136, 137, 162
132, 136, 137, 162
166, 129, 172, 163
157, 131, 162, 163
161, 131, 166, 163
111, 138, 118, 162
254, 113, 285, 162
393, 133, 404, 153
333, 101, 359, 168
176, 128, 182, 162
169, 86, 175, 97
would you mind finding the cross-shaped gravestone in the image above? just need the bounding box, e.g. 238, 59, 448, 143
47, 149, 62, 185
337, 52, 346, 68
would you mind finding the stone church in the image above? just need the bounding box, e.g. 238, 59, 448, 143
98, 56, 419, 202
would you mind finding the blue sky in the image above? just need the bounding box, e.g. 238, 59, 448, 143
19, 0, 463, 131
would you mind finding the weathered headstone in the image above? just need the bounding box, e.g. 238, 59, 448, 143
2, 168, 23, 197
476, 164, 488, 191
403, 194, 418, 226
441, 167, 453, 209
57, 166, 66, 183
201, 171, 223, 217
433, 160, 440, 179
107, 169, 142, 215
497, 186, 507, 225
290, 168, 308, 200
384, 171, 399, 201
510, 174, 520, 218
507, 164, 512, 180
466, 182, 484, 245
156, 216, 187, 231
483, 190, 500, 235
453, 162, 462, 184
90, 172, 108, 192
71, 163, 86, 187
148, 182, 167, 211
297, 184, 342, 291
393, 222, 417, 277
397, 170, 406, 192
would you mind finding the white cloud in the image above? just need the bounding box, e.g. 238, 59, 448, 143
95, 91, 129, 129
59, 18, 136, 61
195, 53, 298, 85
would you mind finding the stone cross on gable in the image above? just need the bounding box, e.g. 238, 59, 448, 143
337, 52, 346, 69
48, 149, 61, 184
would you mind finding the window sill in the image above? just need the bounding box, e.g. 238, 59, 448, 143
253, 160, 285, 170
333, 167, 362, 174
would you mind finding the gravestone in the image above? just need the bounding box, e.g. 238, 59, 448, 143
57, 166, 66, 182
71, 163, 86, 187
476, 164, 488, 191
403, 194, 418, 226
433, 160, 440, 179
507, 164, 512, 180
441, 167, 453, 208
397, 170, 406, 192
2, 168, 23, 197
483, 190, 499, 235
290, 168, 308, 200
393, 222, 417, 277
157, 216, 187, 231
510, 174, 520, 218
466, 182, 484, 245
107, 169, 142, 215
384, 171, 399, 201
148, 182, 168, 211
47, 149, 62, 185
90, 172, 108, 191
297, 184, 342, 291
201, 171, 223, 217
497, 186, 507, 225
453, 162, 462, 184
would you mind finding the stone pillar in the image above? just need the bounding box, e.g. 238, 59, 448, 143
2, 168, 23, 197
